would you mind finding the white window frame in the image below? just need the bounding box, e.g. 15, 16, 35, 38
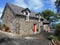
23, 12, 26, 15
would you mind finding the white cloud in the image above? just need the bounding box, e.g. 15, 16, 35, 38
14, 0, 27, 8
0, 8, 3, 13
0, 8, 4, 18
50, 0, 56, 3
44, 0, 56, 5
14, 0, 44, 12
0, 13, 2, 18
50, 0, 56, 8
50, 0, 56, 6
44, 0, 56, 9
28, 0, 44, 11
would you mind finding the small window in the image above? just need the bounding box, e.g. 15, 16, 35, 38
21, 10, 30, 21
21, 11, 26, 15
23, 12, 26, 15
40, 19, 44, 21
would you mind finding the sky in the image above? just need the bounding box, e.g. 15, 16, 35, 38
0, 0, 56, 18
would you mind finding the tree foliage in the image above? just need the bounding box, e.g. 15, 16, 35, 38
41, 10, 56, 22
55, 0, 60, 14
54, 0, 60, 25
54, 23, 60, 38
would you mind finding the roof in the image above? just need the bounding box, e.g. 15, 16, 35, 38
2, 3, 49, 23
7, 3, 37, 18
41, 17, 49, 23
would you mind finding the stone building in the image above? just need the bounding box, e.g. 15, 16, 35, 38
1, 3, 49, 35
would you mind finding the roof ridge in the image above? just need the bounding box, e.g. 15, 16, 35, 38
7, 3, 26, 9
7, 3, 36, 13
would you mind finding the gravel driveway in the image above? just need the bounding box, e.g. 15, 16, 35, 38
0, 30, 52, 45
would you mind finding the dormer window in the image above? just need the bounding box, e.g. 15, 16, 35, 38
36, 13, 41, 22
21, 8, 31, 21
21, 10, 26, 15
23, 12, 26, 15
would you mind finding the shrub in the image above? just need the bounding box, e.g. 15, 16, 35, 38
48, 35, 58, 40
2, 24, 10, 32
54, 23, 60, 36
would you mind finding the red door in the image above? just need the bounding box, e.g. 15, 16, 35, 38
33, 24, 36, 33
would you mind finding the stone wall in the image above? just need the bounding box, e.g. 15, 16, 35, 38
2, 6, 42, 36
2, 6, 17, 33
19, 16, 34, 35
17, 16, 41, 35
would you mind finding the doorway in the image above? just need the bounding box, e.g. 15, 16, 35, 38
33, 23, 36, 33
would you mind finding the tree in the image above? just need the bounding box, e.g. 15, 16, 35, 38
41, 10, 56, 22
55, 0, 60, 15
54, 23, 60, 39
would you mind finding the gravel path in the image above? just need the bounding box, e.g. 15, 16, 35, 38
0, 30, 52, 45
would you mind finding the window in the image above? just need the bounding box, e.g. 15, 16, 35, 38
40, 19, 44, 21
26, 12, 30, 21
23, 12, 26, 15
21, 10, 30, 21
21, 11, 26, 15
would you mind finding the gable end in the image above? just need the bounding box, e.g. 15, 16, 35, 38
1, 3, 16, 19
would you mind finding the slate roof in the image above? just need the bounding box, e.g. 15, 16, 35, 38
7, 3, 37, 18
2, 3, 49, 23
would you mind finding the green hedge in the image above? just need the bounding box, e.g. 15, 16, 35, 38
54, 23, 60, 40
54, 23, 60, 35
48, 35, 58, 40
